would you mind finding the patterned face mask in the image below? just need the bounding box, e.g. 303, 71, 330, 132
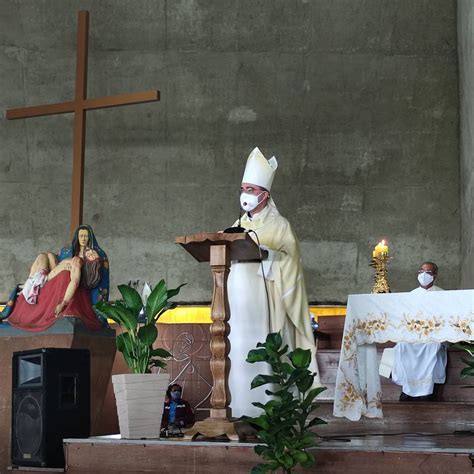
240, 192, 264, 212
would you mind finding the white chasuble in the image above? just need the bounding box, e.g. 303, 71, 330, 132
391, 285, 447, 397
228, 200, 320, 418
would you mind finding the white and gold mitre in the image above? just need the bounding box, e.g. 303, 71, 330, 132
242, 147, 278, 191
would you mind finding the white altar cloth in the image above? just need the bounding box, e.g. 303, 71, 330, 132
333, 290, 474, 421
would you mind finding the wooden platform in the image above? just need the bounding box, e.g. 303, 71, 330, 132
62, 425, 474, 473
10, 310, 474, 473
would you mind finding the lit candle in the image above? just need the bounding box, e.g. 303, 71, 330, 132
374, 242, 382, 257
373, 240, 389, 257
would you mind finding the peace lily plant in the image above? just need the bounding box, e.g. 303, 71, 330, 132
96, 280, 185, 373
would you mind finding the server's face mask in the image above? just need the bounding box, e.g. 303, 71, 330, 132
240, 192, 264, 212
417, 272, 434, 287
170, 390, 181, 400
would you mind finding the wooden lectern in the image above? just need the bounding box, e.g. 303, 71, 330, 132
175, 232, 263, 440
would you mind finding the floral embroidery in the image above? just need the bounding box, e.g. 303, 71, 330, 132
343, 326, 356, 352
337, 381, 366, 410
355, 313, 389, 336
399, 312, 443, 337
450, 316, 473, 337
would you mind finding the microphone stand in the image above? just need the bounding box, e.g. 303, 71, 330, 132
223, 208, 245, 233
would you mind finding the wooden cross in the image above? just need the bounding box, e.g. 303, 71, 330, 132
6, 10, 160, 237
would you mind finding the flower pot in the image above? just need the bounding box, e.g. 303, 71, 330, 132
112, 373, 169, 439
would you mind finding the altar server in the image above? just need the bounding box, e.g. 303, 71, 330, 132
227, 147, 320, 417
392, 262, 446, 401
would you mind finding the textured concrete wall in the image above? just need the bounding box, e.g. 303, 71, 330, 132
458, 0, 474, 288
0, 0, 460, 303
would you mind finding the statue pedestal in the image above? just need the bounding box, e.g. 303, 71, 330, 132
0, 318, 116, 472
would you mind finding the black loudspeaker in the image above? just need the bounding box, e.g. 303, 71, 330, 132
11, 348, 90, 468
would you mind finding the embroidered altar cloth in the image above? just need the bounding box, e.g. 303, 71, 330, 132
333, 290, 474, 421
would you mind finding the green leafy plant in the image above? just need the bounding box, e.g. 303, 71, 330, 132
95, 280, 185, 374
242, 332, 327, 474
453, 341, 474, 388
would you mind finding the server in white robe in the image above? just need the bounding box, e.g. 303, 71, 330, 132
227, 147, 320, 418
392, 262, 447, 400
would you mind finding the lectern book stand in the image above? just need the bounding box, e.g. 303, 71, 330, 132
175, 232, 263, 440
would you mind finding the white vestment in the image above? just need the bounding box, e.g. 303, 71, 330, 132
228, 200, 320, 418
391, 285, 447, 397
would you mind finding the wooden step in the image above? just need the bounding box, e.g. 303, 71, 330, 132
316, 348, 474, 402
316, 400, 474, 425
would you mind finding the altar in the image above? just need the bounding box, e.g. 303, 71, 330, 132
334, 290, 474, 421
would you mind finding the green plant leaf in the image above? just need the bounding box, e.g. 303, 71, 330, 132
277, 344, 289, 357
251, 374, 281, 389
113, 305, 138, 332
250, 415, 270, 430
116, 333, 137, 371
306, 416, 327, 428
250, 464, 272, 474
254, 445, 268, 456
94, 302, 123, 324
247, 349, 269, 363
301, 386, 327, 411
150, 348, 171, 358
296, 374, 314, 393
265, 332, 283, 351
138, 324, 158, 346
298, 431, 317, 448
280, 453, 295, 470
460, 366, 474, 379
154, 302, 178, 322
453, 342, 474, 356
118, 285, 143, 314
290, 348, 312, 368
285, 368, 309, 388
291, 449, 313, 466
460, 357, 474, 368
167, 283, 186, 300
300, 451, 315, 468
146, 280, 167, 324
280, 362, 293, 375
149, 358, 167, 369
115, 332, 126, 352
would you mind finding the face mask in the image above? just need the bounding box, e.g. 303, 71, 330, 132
240, 192, 264, 213
417, 272, 434, 287
170, 391, 181, 400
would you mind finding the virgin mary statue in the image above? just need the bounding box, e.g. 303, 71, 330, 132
1, 225, 109, 332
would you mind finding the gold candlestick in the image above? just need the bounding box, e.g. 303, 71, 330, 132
370, 240, 391, 293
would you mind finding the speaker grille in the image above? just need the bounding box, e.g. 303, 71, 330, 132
15, 394, 42, 459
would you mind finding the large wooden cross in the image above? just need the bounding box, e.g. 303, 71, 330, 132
6, 10, 160, 237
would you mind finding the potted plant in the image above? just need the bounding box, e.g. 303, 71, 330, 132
242, 332, 326, 474
96, 279, 185, 439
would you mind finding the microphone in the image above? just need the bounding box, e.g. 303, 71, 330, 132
223, 208, 246, 233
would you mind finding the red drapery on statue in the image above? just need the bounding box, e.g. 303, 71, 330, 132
7, 270, 102, 332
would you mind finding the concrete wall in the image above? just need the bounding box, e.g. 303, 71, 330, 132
0, 0, 460, 303
458, 0, 474, 288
